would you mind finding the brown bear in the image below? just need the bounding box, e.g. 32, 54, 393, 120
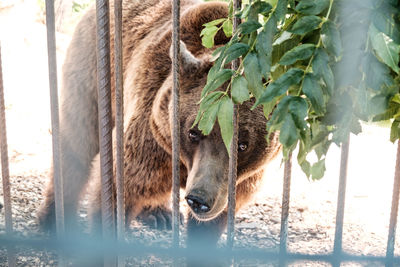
38, 0, 280, 247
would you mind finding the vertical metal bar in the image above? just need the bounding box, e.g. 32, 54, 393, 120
172, 0, 181, 250
45, 0, 65, 241
45, 1, 65, 265
226, 0, 241, 250
114, 0, 124, 245
385, 140, 400, 267
0, 44, 16, 267
333, 135, 350, 266
114, 0, 124, 266
96, 0, 115, 258
279, 153, 292, 266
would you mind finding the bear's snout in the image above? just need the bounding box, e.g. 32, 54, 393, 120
185, 194, 211, 214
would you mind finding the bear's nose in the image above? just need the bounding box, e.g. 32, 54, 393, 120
185, 195, 210, 214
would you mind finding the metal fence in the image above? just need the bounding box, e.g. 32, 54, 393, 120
0, 0, 400, 266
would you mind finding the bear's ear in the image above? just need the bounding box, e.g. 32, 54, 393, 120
169, 40, 201, 72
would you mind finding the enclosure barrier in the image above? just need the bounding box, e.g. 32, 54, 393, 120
0, 44, 16, 267
172, 0, 181, 250
226, 0, 241, 251
0, 0, 400, 266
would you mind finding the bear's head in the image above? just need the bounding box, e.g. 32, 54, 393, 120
150, 1, 280, 221
151, 41, 280, 221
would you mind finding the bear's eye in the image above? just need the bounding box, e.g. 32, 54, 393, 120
188, 130, 201, 143
238, 142, 248, 152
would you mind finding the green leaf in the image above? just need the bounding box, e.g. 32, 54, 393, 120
279, 43, 315, 65
280, 114, 299, 147
255, 17, 277, 77
368, 94, 389, 117
372, 8, 400, 44
321, 20, 342, 57
373, 104, 400, 122
303, 73, 325, 114
210, 46, 225, 62
272, 34, 302, 65
298, 140, 311, 177
289, 15, 322, 35
198, 100, 220, 135
238, 20, 262, 34
362, 52, 394, 91
288, 96, 308, 131
202, 69, 234, 98
300, 160, 311, 177
312, 48, 329, 77
256, 1, 273, 16
222, 19, 233, 37
199, 91, 224, 112
194, 91, 224, 127
312, 48, 334, 94
314, 139, 331, 160
200, 25, 219, 48
257, 15, 277, 55
311, 159, 326, 180
295, 0, 329, 15
218, 96, 234, 153
274, 0, 288, 21
239, 3, 251, 19
244, 53, 264, 98
392, 94, 400, 105
243, 1, 273, 19
254, 68, 304, 106
228, 0, 233, 18
208, 46, 226, 79
232, 76, 250, 104
258, 52, 271, 78
369, 24, 400, 74
203, 18, 226, 27
268, 96, 292, 126
391, 120, 400, 142
224, 43, 250, 64
263, 101, 276, 118
297, 139, 308, 164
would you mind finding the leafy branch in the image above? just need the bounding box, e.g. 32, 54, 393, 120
195, 0, 400, 180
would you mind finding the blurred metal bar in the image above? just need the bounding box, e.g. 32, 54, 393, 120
226, 0, 241, 250
1, 234, 400, 264
96, 0, 115, 259
279, 153, 292, 266
114, 0, 124, 266
385, 140, 400, 267
171, 0, 181, 249
114, 0, 124, 245
0, 44, 16, 267
333, 135, 350, 267
45, 0, 65, 242
45, 1, 66, 265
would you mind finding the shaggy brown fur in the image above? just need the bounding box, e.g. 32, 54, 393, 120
37, 0, 280, 246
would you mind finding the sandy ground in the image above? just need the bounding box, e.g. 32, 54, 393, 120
0, 1, 400, 266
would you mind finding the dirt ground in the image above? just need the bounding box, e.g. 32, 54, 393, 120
0, 1, 400, 266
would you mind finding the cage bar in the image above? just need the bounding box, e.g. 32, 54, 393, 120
114, 0, 124, 266
226, 0, 242, 250
0, 44, 16, 267
114, 0, 124, 245
95, 0, 115, 256
171, 0, 181, 249
45, 0, 65, 242
279, 153, 292, 266
333, 135, 350, 266
385, 140, 400, 267
45, 1, 66, 265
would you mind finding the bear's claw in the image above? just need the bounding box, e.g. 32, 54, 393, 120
137, 207, 183, 230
